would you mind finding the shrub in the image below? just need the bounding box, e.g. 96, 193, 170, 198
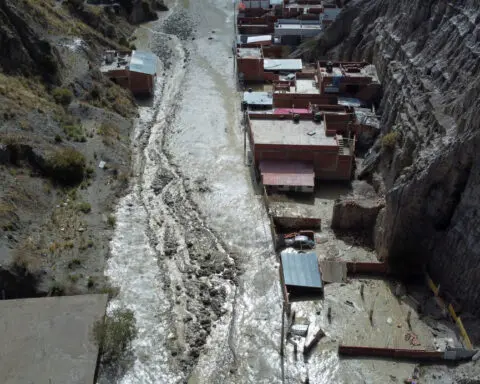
98, 122, 119, 138
107, 214, 116, 228
54, 134, 62, 143
68, 273, 79, 283
94, 308, 137, 364
49, 281, 65, 296
118, 36, 129, 47
45, 147, 86, 184
77, 201, 92, 213
52, 88, 73, 106
63, 124, 86, 142
381, 131, 399, 150
68, 258, 82, 269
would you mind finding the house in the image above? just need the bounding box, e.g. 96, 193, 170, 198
101, 50, 158, 96
243, 91, 273, 110
237, 47, 303, 82
274, 19, 322, 45
281, 251, 323, 301
247, 113, 355, 191
317, 61, 381, 104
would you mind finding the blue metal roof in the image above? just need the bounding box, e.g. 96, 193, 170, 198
129, 51, 157, 75
281, 252, 322, 288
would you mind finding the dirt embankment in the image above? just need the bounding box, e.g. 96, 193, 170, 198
0, 0, 148, 299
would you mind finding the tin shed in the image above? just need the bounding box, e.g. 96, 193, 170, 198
281, 251, 323, 300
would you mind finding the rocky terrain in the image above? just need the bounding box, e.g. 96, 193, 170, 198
296, 0, 480, 316
0, 0, 151, 300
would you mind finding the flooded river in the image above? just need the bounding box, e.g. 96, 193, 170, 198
103, 0, 282, 383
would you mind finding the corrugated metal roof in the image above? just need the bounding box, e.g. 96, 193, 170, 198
129, 50, 157, 75
281, 252, 322, 288
260, 161, 314, 187
264, 59, 303, 71
243, 92, 273, 106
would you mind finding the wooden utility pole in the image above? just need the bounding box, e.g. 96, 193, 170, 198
280, 301, 286, 356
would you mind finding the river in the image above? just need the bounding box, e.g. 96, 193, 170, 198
102, 0, 283, 383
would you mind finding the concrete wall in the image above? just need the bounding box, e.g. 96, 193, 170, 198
253, 145, 351, 180
238, 57, 265, 81
273, 93, 338, 108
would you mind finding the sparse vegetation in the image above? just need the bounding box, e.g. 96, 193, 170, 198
107, 214, 116, 228
93, 308, 137, 364
52, 88, 74, 106
381, 131, 399, 150
87, 276, 96, 288
49, 280, 65, 296
68, 258, 82, 269
98, 122, 120, 139
63, 123, 87, 142
45, 147, 86, 184
68, 273, 80, 283
77, 201, 92, 213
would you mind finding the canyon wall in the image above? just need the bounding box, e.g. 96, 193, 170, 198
299, 0, 480, 314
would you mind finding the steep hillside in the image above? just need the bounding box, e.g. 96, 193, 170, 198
297, 0, 480, 314
0, 0, 141, 298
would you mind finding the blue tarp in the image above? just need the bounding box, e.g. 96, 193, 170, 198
281, 252, 322, 288
129, 51, 157, 75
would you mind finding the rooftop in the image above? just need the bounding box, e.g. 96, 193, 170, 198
281, 251, 323, 289
101, 50, 157, 75
264, 59, 303, 71
249, 116, 337, 147
129, 50, 157, 75
244, 91, 273, 106
285, 3, 324, 8
295, 78, 319, 94
260, 160, 314, 187
320, 64, 380, 83
275, 23, 322, 30
101, 50, 131, 72
237, 47, 263, 58
0, 294, 108, 384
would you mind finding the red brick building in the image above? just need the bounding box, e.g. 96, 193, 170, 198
247, 114, 355, 192
101, 50, 157, 96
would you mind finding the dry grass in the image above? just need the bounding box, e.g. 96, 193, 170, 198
12, 240, 42, 273
0, 74, 60, 114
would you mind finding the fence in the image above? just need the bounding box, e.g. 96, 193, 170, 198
426, 274, 473, 350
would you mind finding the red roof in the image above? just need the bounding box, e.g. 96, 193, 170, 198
274, 108, 311, 115
260, 161, 314, 187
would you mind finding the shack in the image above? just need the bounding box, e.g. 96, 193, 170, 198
281, 251, 323, 301
101, 50, 158, 96
317, 61, 381, 103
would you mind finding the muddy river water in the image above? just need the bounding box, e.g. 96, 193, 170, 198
100, 1, 459, 383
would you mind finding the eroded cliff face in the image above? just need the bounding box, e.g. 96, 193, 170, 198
300, 0, 480, 314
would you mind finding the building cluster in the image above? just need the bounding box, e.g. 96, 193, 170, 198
236, 0, 382, 303
236, 0, 381, 193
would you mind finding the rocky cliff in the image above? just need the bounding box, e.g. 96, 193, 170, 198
298, 0, 480, 314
